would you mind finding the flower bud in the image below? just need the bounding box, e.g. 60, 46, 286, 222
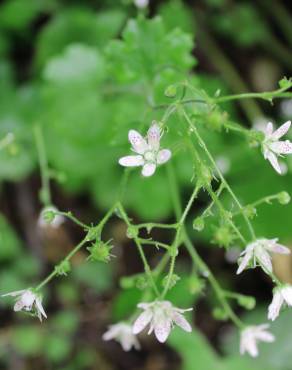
164, 85, 177, 98
135, 276, 148, 290
87, 241, 114, 263
55, 260, 71, 276
213, 226, 235, 248
277, 191, 291, 205
120, 276, 135, 289
126, 226, 138, 239
237, 295, 256, 310
212, 307, 228, 321
193, 217, 205, 232
243, 205, 257, 219
188, 276, 205, 295
162, 274, 180, 290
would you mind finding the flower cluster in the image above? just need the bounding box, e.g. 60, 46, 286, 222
2, 289, 47, 322
236, 238, 290, 275
119, 122, 171, 177
103, 300, 192, 350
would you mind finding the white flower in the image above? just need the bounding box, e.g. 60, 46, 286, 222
268, 285, 292, 321
134, 0, 149, 9
240, 324, 275, 357
119, 122, 171, 177
38, 205, 65, 229
132, 300, 192, 343
102, 322, 140, 351
236, 238, 290, 275
262, 121, 292, 174
2, 289, 47, 321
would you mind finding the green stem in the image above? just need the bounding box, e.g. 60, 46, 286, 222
55, 211, 90, 230
35, 238, 88, 291
181, 107, 256, 242
33, 125, 51, 206
117, 202, 160, 297
167, 164, 244, 328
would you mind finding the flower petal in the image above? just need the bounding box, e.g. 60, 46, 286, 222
255, 247, 273, 274
268, 291, 283, 321
267, 241, 290, 255
14, 300, 25, 312
272, 121, 291, 140
142, 163, 156, 177
270, 140, 292, 154
157, 149, 172, 165
154, 318, 171, 343
236, 249, 253, 275
266, 151, 282, 174
281, 286, 292, 306
147, 122, 161, 151
172, 312, 192, 332
265, 122, 274, 137
128, 130, 148, 154
119, 155, 144, 167
132, 310, 153, 335
35, 297, 47, 320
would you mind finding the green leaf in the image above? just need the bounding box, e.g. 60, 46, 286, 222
43, 44, 105, 84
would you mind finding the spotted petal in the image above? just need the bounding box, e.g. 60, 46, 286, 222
265, 122, 274, 137
119, 155, 144, 167
172, 312, 192, 332
157, 149, 171, 164
128, 130, 148, 154
142, 163, 156, 177
270, 140, 292, 154
236, 249, 253, 275
255, 247, 273, 274
154, 317, 171, 343
272, 121, 291, 140
266, 150, 282, 174
132, 310, 153, 335
268, 290, 283, 321
281, 286, 292, 306
147, 122, 161, 151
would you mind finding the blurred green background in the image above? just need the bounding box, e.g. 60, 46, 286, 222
1, 0, 292, 369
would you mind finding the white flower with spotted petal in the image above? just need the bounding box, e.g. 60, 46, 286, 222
240, 324, 275, 357
119, 122, 171, 177
2, 289, 47, 321
262, 121, 292, 174
268, 285, 292, 321
132, 300, 192, 343
102, 322, 140, 351
236, 238, 290, 275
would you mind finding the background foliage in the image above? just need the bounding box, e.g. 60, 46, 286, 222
1, 0, 292, 369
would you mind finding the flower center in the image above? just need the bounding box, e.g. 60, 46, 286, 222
144, 151, 156, 162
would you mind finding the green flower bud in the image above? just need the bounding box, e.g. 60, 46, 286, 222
126, 226, 138, 239
162, 274, 180, 290
279, 77, 292, 89
188, 276, 205, 295
120, 276, 135, 289
193, 217, 205, 232
243, 205, 257, 219
248, 129, 265, 143
277, 191, 291, 205
55, 260, 71, 276
212, 307, 228, 321
213, 225, 235, 248
164, 84, 177, 98
135, 276, 148, 290
87, 241, 114, 263
237, 295, 256, 310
